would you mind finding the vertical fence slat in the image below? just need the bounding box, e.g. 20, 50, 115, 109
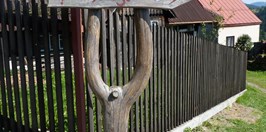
0, 1, 8, 130
31, 1, 41, 131
3, 1, 16, 131
152, 24, 157, 132
108, 9, 114, 86
157, 26, 162, 132
171, 28, 175, 128
161, 27, 165, 131
173, 29, 177, 127
128, 16, 135, 132
32, 1, 46, 131
151, 25, 157, 131
14, 1, 28, 130
38, 1, 52, 131
122, 11, 127, 85
165, 27, 168, 130
115, 12, 121, 86
63, 8, 76, 132
181, 33, 185, 124
7, 1, 22, 131
51, 7, 65, 132
70, 9, 85, 132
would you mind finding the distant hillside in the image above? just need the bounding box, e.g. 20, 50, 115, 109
255, 7, 266, 40
250, 2, 266, 7
246, 4, 259, 9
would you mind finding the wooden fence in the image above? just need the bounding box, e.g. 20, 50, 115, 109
0, 1, 247, 132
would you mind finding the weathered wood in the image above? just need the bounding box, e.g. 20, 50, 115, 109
85, 8, 153, 132
48, 0, 192, 9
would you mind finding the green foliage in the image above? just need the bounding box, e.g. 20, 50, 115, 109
255, 7, 266, 40
235, 34, 253, 51
200, 15, 223, 42
184, 127, 192, 132
200, 23, 218, 42
202, 121, 212, 128
200, 6, 224, 42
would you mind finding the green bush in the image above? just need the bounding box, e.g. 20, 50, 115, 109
235, 34, 253, 51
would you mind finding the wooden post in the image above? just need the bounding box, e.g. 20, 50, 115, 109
84, 8, 153, 131
71, 9, 86, 132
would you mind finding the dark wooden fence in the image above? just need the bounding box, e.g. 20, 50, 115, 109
0, 1, 247, 132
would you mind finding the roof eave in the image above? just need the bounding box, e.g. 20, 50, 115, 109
223, 22, 262, 27
168, 20, 215, 25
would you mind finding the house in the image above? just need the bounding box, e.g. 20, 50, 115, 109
166, 0, 262, 46
166, 0, 218, 37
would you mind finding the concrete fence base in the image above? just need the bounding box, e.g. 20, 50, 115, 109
170, 89, 247, 132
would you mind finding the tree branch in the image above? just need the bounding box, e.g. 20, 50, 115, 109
85, 9, 109, 102
123, 8, 153, 105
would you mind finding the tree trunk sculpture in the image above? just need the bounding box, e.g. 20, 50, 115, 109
84, 8, 153, 132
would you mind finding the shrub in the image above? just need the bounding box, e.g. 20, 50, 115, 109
235, 34, 253, 51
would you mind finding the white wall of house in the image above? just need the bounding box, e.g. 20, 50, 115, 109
218, 25, 260, 46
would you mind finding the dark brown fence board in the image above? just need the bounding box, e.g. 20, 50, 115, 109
0, 1, 8, 130
161, 26, 165, 130
3, 1, 15, 131
62, 8, 76, 132
128, 16, 135, 132
153, 25, 156, 132
14, 1, 29, 130
7, 0, 22, 131
39, 1, 50, 131
20, 1, 31, 131
157, 26, 162, 132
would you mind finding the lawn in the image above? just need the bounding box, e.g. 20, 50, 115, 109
187, 70, 266, 132
246, 71, 266, 88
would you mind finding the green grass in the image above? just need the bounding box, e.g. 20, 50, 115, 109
188, 86, 266, 132
227, 86, 266, 131
188, 71, 266, 132
246, 71, 266, 88
0, 69, 132, 131
215, 85, 266, 132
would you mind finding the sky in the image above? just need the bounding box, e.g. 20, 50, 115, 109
242, 0, 266, 4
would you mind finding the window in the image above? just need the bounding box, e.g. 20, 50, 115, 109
150, 20, 159, 26
226, 36, 235, 47
48, 34, 64, 51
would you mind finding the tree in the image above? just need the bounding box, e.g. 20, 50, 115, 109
235, 34, 253, 51
255, 7, 266, 40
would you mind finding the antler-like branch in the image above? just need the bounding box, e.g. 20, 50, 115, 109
123, 8, 153, 105
85, 9, 109, 102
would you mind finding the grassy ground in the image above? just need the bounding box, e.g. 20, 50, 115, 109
246, 71, 266, 89
186, 71, 266, 132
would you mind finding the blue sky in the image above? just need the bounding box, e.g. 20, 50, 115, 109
242, 0, 266, 4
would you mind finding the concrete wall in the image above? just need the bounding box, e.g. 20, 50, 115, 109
170, 90, 247, 132
218, 25, 260, 45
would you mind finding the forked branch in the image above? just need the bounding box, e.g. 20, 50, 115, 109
122, 8, 153, 105
85, 8, 153, 106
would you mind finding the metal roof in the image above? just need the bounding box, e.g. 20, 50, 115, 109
168, 0, 217, 24
198, 0, 262, 27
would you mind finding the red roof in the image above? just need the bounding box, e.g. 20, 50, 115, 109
198, 0, 262, 27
